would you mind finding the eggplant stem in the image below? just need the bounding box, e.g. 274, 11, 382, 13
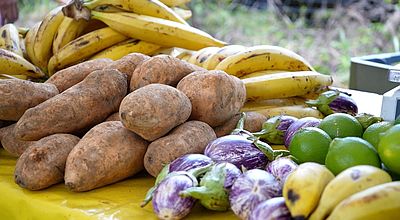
179, 186, 208, 199
140, 186, 155, 207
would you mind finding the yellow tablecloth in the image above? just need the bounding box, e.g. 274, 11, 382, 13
0, 149, 237, 219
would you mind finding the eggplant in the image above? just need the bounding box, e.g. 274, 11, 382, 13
248, 197, 291, 220
284, 117, 321, 148
253, 115, 298, 144
229, 169, 281, 220
355, 113, 383, 130
306, 90, 358, 116
180, 162, 242, 211
266, 157, 298, 188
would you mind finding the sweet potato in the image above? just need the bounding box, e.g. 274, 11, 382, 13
15, 69, 127, 141
104, 53, 149, 85
45, 58, 113, 92
144, 120, 216, 177
65, 121, 148, 192
213, 112, 268, 137
177, 70, 246, 127
1, 124, 36, 157
105, 112, 120, 121
0, 79, 59, 121
130, 55, 204, 92
119, 84, 191, 141
14, 134, 80, 190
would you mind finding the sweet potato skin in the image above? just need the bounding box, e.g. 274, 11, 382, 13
119, 84, 192, 141
64, 121, 148, 192
14, 134, 80, 190
144, 120, 216, 177
177, 70, 246, 127
105, 112, 120, 121
46, 58, 113, 92
104, 53, 149, 85
15, 69, 127, 141
1, 124, 36, 157
213, 112, 268, 137
0, 79, 59, 121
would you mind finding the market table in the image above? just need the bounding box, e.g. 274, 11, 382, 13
0, 89, 383, 220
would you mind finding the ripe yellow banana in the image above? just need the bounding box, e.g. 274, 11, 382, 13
187, 46, 220, 67
33, 6, 65, 71
84, 0, 187, 24
240, 69, 289, 79
159, 0, 191, 7
172, 7, 192, 20
90, 11, 226, 50
24, 22, 41, 66
241, 97, 307, 110
52, 17, 88, 54
327, 181, 400, 220
0, 23, 23, 56
0, 74, 28, 80
309, 165, 392, 220
215, 45, 315, 77
244, 105, 324, 119
242, 71, 333, 101
283, 162, 335, 219
176, 49, 194, 61
90, 39, 162, 60
0, 48, 44, 78
202, 44, 246, 70
47, 27, 128, 75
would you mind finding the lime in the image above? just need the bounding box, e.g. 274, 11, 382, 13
319, 113, 363, 139
362, 121, 393, 150
378, 124, 400, 175
289, 127, 332, 164
325, 137, 381, 175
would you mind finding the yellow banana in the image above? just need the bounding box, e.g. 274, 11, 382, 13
0, 23, 23, 56
215, 45, 315, 77
90, 11, 226, 51
242, 71, 333, 101
52, 17, 88, 54
172, 7, 192, 20
84, 0, 187, 24
202, 44, 246, 70
245, 105, 324, 119
176, 49, 194, 61
0, 74, 28, 80
309, 165, 392, 220
47, 27, 128, 75
24, 22, 41, 66
239, 69, 288, 79
327, 181, 400, 220
0, 48, 44, 78
283, 162, 335, 219
241, 97, 307, 111
187, 46, 220, 67
90, 39, 162, 60
159, 0, 191, 7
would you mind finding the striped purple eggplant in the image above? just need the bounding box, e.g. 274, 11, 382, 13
306, 90, 358, 116
284, 117, 321, 148
229, 169, 281, 220
248, 197, 291, 220
253, 115, 298, 144
266, 157, 298, 188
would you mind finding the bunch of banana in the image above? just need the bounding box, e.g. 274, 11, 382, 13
0, 24, 23, 56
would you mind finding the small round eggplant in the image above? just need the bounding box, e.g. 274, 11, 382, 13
306, 90, 358, 116
248, 197, 291, 220
152, 172, 198, 220
253, 115, 298, 144
229, 169, 281, 220
284, 117, 321, 148
266, 157, 298, 188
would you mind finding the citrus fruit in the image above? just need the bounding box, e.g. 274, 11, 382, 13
362, 121, 393, 150
378, 124, 400, 175
318, 113, 363, 139
289, 127, 332, 164
325, 137, 381, 175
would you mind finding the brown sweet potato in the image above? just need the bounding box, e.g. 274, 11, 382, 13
119, 84, 191, 141
103, 53, 149, 85
105, 112, 120, 121
1, 124, 36, 157
45, 58, 113, 92
177, 70, 246, 127
14, 134, 80, 190
0, 79, 59, 121
15, 69, 127, 141
213, 112, 268, 137
144, 120, 216, 177
65, 121, 148, 192
129, 55, 204, 92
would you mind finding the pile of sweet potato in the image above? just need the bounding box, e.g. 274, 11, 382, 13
0, 53, 267, 192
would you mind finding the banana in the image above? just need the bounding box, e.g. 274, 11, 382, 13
17, 27, 30, 38
0, 74, 28, 80
241, 97, 307, 111
245, 105, 324, 119
159, 0, 191, 7
24, 22, 41, 66
187, 46, 220, 67
176, 49, 194, 61
52, 17, 88, 54
215, 45, 315, 77
202, 44, 246, 70
309, 165, 392, 220
327, 181, 400, 220
90, 39, 162, 60
33, 6, 65, 71
239, 69, 288, 79
84, 0, 188, 24
149, 47, 176, 56
242, 71, 333, 101
172, 7, 192, 20
283, 162, 335, 219
47, 27, 128, 75
0, 24, 23, 56
0, 48, 44, 78
90, 11, 226, 50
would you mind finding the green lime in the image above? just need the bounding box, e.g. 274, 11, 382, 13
319, 113, 363, 139
362, 121, 393, 150
289, 127, 332, 164
325, 137, 381, 175
378, 124, 400, 175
